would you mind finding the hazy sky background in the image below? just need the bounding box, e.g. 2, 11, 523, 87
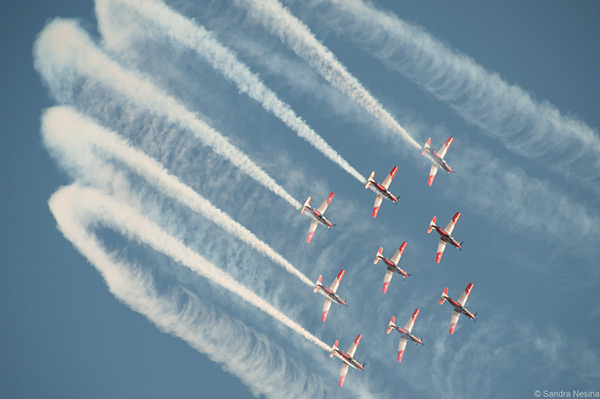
1, 1, 599, 398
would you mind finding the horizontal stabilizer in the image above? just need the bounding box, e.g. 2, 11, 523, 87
365, 171, 375, 189
301, 196, 311, 214
330, 340, 338, 357
386, 315, 396, 334
427, 216, 436, 233
440, 287, 448, 305
313, 275, 322, 293
374, 247, 383, 264
422, 138, 431, 155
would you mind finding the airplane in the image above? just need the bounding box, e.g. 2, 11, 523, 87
439, 283, 476, 334
427, 211, 462, 263
330, 334, 365, 387
313, 269, 347, 322
364, 166, 399, 218
386, 308, 423, 362
301, 192, 335, 243
422, 136, 453, 186
373, 242, 411, 293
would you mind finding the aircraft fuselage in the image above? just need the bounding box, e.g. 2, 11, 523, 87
306, 207, 333, 228
425, 148, 452, 173
444, 296, 476, 319
332, 350, 365, 370
315, 284, 346, 306
379, 256, 409, 278
391, 325, 423, 344
432, 225, 461, 249
368, 182, 397, 203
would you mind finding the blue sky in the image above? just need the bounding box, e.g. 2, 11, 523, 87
2, 1, 599, 398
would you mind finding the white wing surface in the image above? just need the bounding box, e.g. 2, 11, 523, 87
306, 220, 318, 243
449, 310, 461, 334
372, 194, 384, 218
330, 269, 345, 293
438, 136, 453, 158
317, 192, 335, 214
435, 240, 447, 263
397, 337, 408, 362
444, 212, 461, 235
382, 269, 394, 294
428, 164, 439, 186
322, 298, 333, 322
403, 308, 420, 333
381, 166, 398, 189
339, 363, 350, 387
347, 334, 362, 358
391, 242, 407, 264
457, 283, 474, 306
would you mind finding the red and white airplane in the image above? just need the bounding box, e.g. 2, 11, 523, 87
313, 269, 347, 322
427, 212, 462, 263
422, 137, 453, 186
439, 283, 476, 334
364, 166, 399, 218
301, 192, 335, 243
386, 308, 423, 362
330, 334, 365, 387
373, 242, 410, 294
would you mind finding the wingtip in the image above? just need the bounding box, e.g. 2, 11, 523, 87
397, 350, 404, 362
449, 323, 457, 335
372, 206, 380, 218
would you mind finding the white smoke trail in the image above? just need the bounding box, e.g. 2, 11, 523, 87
50, 184, 330, 352
236, 0, 422, 151
33, 18, 301, 209
41, 106, 314, 287
95, 0, 366, 183
305, 0, 600, 186
48, 184, 330, 399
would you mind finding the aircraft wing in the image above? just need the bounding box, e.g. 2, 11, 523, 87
372, 194, 384, 218
322, 298, 333, 322
381, 166, 398, 189
428, 164, 439, 186
329, 269, 345, 293
339, 363, 350, 387
397, 337, 408, 362
317, 192, 335, 214
438, 136, 453, 159
435, 240, 447, 263
449, 310, 461, 334
306, 220, 319, 243
391, 242, 407, 264
403, 308, 420, 333
457, 283, 474, 306
382, 269, 394, 294
347, 334, 362, 358
444, 212, 461, 235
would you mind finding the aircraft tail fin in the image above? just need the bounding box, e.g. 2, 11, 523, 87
386, 316, 396, 334
313, 275, 322, 293
374, 247, 383, 264
427, 216, 437, 233
439, 287, 448, 305
365, 171, 375, 189
301, 197, 311, 214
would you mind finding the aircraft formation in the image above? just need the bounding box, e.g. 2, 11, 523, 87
300, 137, 478, 386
